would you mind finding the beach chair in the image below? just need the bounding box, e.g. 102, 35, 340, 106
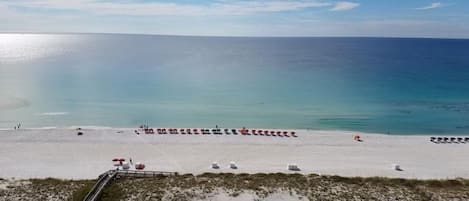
277, 131, 283, 137
283, 131, 290, 137
187, 129, 192, 134
450, 137, 456, 143
430, 137, 436, 142
181, 129, 186, 134
457, 137, 463, 143
258, 130, 264, 136
157, 129, 162, 134
271, 131, 276, 136
252, 130, 258, 135
231, 129, 238, 135
291, 131, 298, 137
224, 128, 230, 135
443, 137, 449, 143
436, 137, 442, 143
162, 129, 168, 134
193, 129, 199, 134
264, 130, 270, 136
465, 137, 469, 142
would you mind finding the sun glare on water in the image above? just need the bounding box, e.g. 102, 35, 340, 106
0, 33, 70, 63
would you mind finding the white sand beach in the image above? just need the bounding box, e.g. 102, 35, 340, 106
1, 127, 468, 179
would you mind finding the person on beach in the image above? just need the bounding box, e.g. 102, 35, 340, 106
129, 158, 133, 165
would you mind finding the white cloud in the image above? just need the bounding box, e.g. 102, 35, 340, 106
330, 1, 359, 11
416, 2, 442, 10
2, 0, 331, 16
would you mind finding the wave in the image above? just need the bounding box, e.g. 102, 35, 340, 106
37, 112, 69, 116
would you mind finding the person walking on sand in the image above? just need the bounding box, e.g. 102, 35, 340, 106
129, 158, 133, 165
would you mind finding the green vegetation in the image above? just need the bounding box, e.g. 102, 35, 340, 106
70, 180, 95, 201
99, 181, 125, 201
1, 174, 469, 201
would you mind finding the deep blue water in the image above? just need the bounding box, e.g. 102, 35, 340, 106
1, 34, 469, 134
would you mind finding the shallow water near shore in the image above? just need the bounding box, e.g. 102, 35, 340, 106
1, 33, 469, 134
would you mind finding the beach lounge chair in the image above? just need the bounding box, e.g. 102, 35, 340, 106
283, 131, 289, 137
443, 137, 449, 143
450, 137, 456, 143
291, 131, 298, 137
457, 137, 463, 143
258, 130, 264, 136
277, 131, 283, 137
224, 129, 230, 134
252, 130, 258, 135
264, 130, 270, 136
231, 129, 238, 135
181, 129, 186, 134
271, 131, 276, 136
437, 137, 442, 143
430, 137, 436, 142
193, 129, 199, 134
187, 129, 192, 134
162, 129, 168, 134
465, 137, 469, 142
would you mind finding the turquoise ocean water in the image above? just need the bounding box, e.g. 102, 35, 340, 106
1, 33, 469, 134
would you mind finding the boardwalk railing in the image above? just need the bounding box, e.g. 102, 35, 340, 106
83, 170, 117, 201
83, 169, 177, 201
116, 170, 177, 177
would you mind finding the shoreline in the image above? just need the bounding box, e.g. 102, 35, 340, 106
2, 126, 468, 136
1, 127, 469, 180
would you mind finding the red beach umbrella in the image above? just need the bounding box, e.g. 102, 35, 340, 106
118, 158, 126, 162
112, 158, 119, 162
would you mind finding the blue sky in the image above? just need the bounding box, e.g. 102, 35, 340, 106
0, 0, 468, 38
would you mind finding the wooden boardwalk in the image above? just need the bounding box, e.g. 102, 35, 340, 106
83, 169, 177, 201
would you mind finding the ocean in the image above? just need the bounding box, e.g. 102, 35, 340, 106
1, 33, 469, 134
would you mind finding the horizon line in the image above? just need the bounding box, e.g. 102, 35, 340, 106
1, 31, 468, 40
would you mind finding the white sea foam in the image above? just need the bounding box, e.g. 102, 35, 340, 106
37, 112, 69, 116
68, 125, 113, 130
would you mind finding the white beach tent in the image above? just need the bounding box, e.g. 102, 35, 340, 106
287, 163, 300, 171
211, 161, 220, 169
122, 162, 130, 170
229, 161, 237, 169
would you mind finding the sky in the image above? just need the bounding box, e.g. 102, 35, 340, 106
0, 0, 468, 38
